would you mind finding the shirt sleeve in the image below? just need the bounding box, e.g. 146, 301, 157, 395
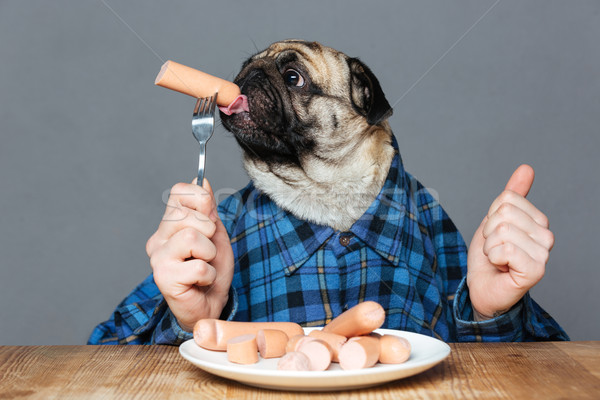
452, 277, 569, 341
87, 274, 192, 345
88, 276, 240, 345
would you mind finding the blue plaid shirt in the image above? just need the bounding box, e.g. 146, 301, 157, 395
88, 140, 568, 345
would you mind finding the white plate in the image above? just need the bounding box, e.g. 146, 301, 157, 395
179, 328, 450, 391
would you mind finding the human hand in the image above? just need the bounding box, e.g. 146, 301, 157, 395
467, 165, 555, 319
146, 179, 234, 331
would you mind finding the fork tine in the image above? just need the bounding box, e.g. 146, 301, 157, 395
200, 97, 208, 115
209, 92, 218, 113
203, 96, 212, 115
193, 97, 202, 116
202, 94, 213, 116
203, 97, 211, 115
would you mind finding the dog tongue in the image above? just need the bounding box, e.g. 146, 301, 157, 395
218, 94, 249, 115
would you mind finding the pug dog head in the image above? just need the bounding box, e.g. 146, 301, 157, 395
220, 39, 396, 231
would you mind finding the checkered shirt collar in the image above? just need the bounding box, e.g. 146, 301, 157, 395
264, 136, 407, 274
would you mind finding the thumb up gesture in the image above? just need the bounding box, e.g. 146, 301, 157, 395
467, 165, 555, 319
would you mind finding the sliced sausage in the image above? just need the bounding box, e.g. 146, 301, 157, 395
297, 338, 333, 371
226, 334, 258, 365
277, 351, 311, 371
338, 336, 381, 370
285, 333, 306, 353
293, 336, 317, 351
308, 330, 347, 362
256, 329, 288, 359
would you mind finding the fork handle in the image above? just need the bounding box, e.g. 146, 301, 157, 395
197, 142, 206, 187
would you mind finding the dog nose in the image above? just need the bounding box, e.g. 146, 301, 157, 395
238, 69, 267, 91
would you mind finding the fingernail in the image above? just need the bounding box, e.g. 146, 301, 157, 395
209, 209, 218, 223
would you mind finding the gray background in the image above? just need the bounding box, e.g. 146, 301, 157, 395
1, 0, 598, 345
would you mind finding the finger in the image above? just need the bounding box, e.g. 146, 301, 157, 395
160, 206, 217, 238
188, 178, 220, 222
504, 164, 535, 197
486, 242, 545, 287
483, 222, 551, 264
146, 207, 216, 256
155, 227, 218, 263
201, 178, 220, 221
483, 203, 555, 249
166, 182, 216, 220
487, 190, 549, 228
165, 259, 217, 288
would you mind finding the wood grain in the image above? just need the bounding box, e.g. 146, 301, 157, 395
0, 342, 598, 399
554, 341, 600, 379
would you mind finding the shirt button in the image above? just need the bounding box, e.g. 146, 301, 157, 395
339, 234, 352, 246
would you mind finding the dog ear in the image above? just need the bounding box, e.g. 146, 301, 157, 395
348, 57, 393, 125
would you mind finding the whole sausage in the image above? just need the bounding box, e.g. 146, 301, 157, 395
155, 60, 243, 107
193, 319, 304, 351
322, 301, 386, 337
378, 334, 411, 364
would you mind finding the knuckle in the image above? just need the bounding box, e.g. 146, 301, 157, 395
166, 183, 190, 208
482, 240, 490, 256
539, 213, 550, 229
503, 242, 516, 256
170, 182, 188, 195
165, 205, 187, 221
499, 190, 517, 204
180, 227, 200, 243
196, 259, 212, 274
197, 192, 213, 211
145, 236, 156, 257
544, 229, 555, 249
497, 202, 514, 217
204, 220, 217, 238
496, 222, 511, 236
533, 262, 546, 282
206, 242, 218, 261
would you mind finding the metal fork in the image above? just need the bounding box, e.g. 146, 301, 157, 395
191, 92, 218, 186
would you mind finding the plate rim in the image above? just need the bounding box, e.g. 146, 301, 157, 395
179, 327, 450, 390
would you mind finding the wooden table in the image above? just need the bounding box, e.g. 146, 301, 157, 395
0, 342, 598, 399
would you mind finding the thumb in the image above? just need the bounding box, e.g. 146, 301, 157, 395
201, 177, 214, 198
203, 179, 220, 221
192, 177, 219, 222
504, 164, 535, 198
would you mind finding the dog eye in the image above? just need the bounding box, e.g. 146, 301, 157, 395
283, 69, 305, 87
